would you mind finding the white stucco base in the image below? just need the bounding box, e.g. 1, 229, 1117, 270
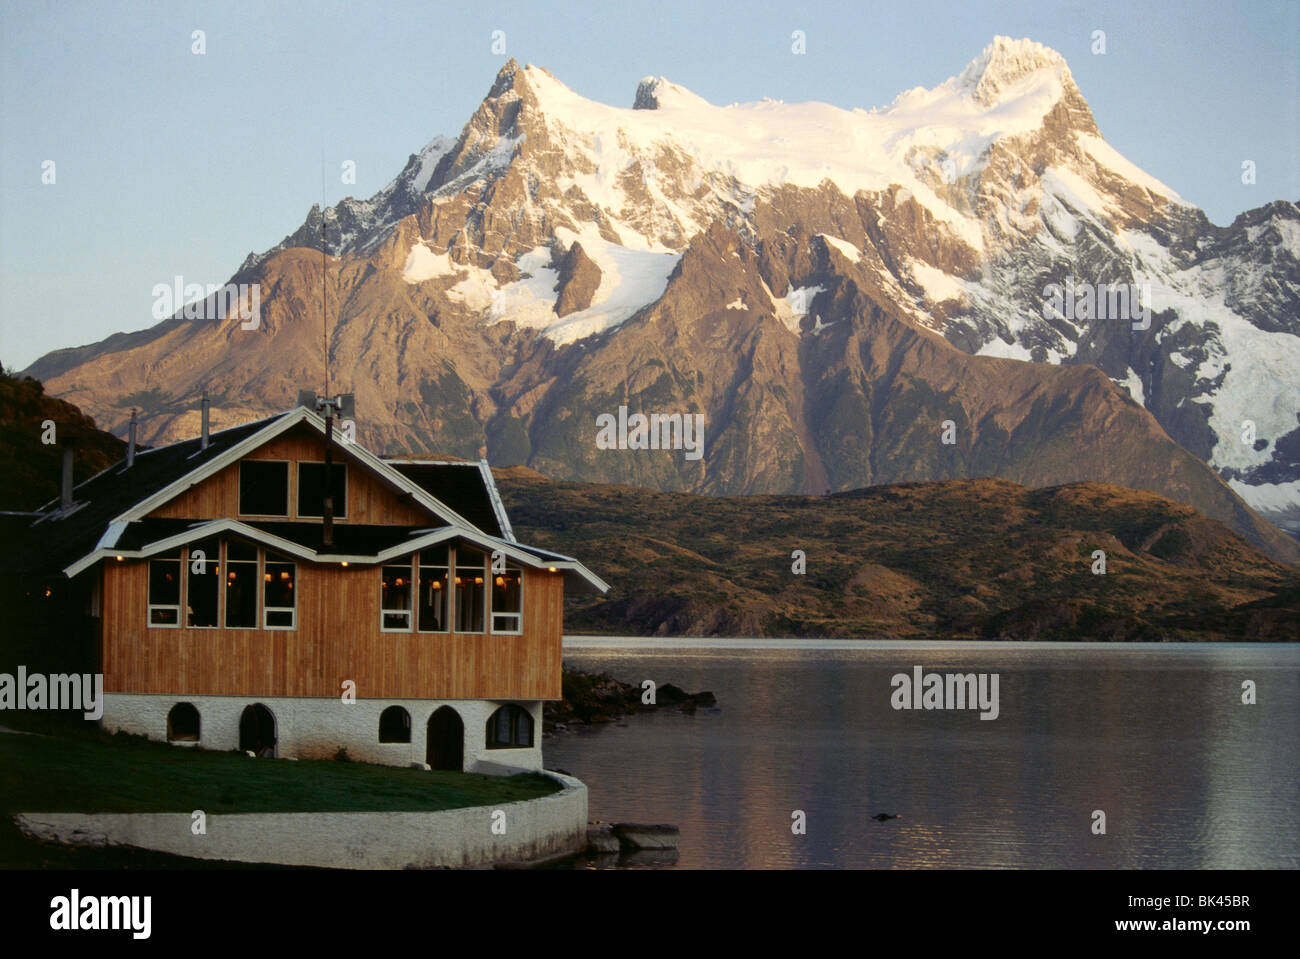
15, 772, 588, 869
99, 693, 543, 773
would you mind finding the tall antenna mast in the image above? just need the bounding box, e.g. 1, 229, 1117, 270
320, 148, 330, 400
303, 149, 353, 550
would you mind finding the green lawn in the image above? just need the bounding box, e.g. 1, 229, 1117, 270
0, 730, 560, 814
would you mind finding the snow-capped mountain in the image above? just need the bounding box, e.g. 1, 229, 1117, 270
23, 37, 1300, 559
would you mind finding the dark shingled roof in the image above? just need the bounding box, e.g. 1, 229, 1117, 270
388, 462, 504, 538
0, 413, 527, 579
1, 413, 289, 577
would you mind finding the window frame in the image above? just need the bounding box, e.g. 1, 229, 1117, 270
184, 539, 222, 629
295, 460, 349, 520
485, 704, 534, 749
417, 546, 451, 634
147, 550, 183, 628
490, 564, 524, 635
380, 558, 415, 632
238, 459, 291, 518
224, 539, 260, 630
452, 546, 488, 634
262, 551, 297, 630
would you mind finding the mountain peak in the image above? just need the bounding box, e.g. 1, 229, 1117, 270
957, 36, 1070, 106
633, 76, 705, 110
633, 76, 665, 109
488, 57, 524, 97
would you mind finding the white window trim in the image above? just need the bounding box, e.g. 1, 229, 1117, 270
224, 542, 260, 630
417, 552, 451, 635
238, 459, 291, 518
148, 605, 182, 627
380, 557, 415, 633
452, 547, 488, 634
262, 552, 297, 631
296, 460, 349, 520
184, 542, 222, 630
490, 566, 524, 635
147, 554, 182, 629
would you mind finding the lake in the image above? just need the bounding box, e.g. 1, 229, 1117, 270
545, 639, 1300, 869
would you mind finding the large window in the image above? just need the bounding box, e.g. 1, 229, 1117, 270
224, 540, 258, 628
486, 705, 533, 749
263, 552, 296, 629
417, 546, 449, 633
454, 547, 486, 633
148, 550, 182, 626
297, 462, 347, 519
492, 564, 523, 634
239, 461, 289, 516
381, 564, 413, 630
145, 538, 298, 631
384, 545, 517, 634
186, 538, 220, 628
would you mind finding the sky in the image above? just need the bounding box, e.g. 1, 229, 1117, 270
1, 0, 1296, 370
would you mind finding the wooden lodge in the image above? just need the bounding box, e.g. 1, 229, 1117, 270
0, 403, 607, 771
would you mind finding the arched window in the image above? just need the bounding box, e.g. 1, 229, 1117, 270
486, 705, 534, 749
167, 702, 200, 742
379, 705, 412, 743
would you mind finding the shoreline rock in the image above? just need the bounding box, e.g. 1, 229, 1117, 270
544, 667, 717, 730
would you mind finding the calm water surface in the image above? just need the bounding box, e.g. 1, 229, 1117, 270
545, 639, 1300, 869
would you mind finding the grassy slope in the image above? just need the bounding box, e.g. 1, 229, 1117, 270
498, 472, 1300, 641
0, 366, 126, 511
0, 729, 558, 815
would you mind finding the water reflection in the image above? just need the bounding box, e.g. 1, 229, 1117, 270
545, 642, 1300, 869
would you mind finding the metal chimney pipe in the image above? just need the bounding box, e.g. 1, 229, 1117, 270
201, 391, 210, 450
60, 447, 73, 511
127, 410, 137, 469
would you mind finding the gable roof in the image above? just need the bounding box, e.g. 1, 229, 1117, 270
58, 516, 608, 594
110, 407, 482, 531
1, 406, 606, 593
386, 460, 513, 541
2, 412, 287, 577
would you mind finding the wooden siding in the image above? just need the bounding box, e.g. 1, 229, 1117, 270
101, 559, 563, 700
148, 427, 432, 526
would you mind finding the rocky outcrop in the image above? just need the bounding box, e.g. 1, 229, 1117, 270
545, 669, 717, 727
552, 242, 601, 316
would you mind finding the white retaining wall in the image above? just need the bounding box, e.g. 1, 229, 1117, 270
100, 693, 543, 773
15, 772, 588, 869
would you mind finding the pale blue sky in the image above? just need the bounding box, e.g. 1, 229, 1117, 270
1, 0, 1296, 370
